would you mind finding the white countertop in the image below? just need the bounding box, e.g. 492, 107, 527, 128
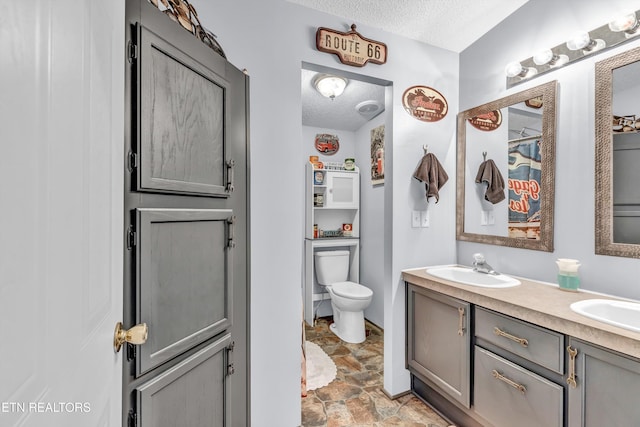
402, 266, 640, 359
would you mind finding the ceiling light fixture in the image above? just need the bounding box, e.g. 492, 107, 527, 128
608, 12, 640, 37
314, 74, 348, 100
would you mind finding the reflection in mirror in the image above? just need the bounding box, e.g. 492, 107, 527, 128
457, 81, 557, 251
595, 46, 640, 258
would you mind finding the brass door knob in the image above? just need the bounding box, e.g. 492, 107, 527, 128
113, 322, 148, 352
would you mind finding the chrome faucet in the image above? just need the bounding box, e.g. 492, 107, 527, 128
472, 253, 499, 275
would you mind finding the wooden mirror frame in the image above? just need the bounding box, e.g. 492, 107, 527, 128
595, 46, 640, 258
456, 80, 557, 251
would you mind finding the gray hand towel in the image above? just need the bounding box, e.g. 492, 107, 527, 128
475, 159, 505, 204
413, 153, 449, 203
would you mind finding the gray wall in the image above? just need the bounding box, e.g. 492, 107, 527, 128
357, 112, 386, 328
459, 0, 640, 299
193, 0, 459, 425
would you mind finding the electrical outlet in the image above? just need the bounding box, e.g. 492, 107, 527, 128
411, 210, 421, 228
480, 211, 488, 225
421, 210, 430, 227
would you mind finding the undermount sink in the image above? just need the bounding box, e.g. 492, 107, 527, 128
426, 266, 521, 288
570, 299, 640, 333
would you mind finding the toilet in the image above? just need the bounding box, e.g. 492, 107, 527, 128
314, 250, 373, 344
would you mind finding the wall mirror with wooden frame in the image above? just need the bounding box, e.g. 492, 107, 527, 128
595, 46, 640, 258
456, 80, 557, 251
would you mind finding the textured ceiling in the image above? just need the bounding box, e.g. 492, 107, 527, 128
301, 69, 386, 131
287, 0, 529, 53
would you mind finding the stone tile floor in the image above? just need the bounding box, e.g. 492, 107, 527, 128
302, 317, 451, 427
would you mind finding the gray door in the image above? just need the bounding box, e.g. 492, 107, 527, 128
124, 1, 248, 426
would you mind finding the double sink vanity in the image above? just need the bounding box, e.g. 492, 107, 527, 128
412, 34, 640, 427
403, 266, 640, 427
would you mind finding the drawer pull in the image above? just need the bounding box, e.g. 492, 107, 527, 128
494, 326, 529, 347
492, 369, 527, 394
458, 307, 465, 336
567, 345, 578, 388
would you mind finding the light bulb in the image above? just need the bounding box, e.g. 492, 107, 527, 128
505, 61, 524, 77
505, 62, 537, 79
533, 49, 569, 68
566, 32, 605, 53
609, 12, 637, 32
566, 32, 591, 50
609, 12, 639, 37
533, 49, 554, 65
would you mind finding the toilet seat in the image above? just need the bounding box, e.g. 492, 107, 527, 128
331, 281, 372, 300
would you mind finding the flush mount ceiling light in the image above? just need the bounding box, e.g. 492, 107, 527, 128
566, 31, 606, 53
532, 49, 569, 68
609, 12, 640, 37
314, 74, 348, 100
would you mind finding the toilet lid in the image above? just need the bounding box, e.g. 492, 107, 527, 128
331, 281, 372, 300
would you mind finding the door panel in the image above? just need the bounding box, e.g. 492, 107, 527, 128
136, 335, 232, 427
1, 0, 124, 425
138, 25, 230, 197
136, 208, 233, 375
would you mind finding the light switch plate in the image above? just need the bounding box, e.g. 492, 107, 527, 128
412, 210, 421, 228
421, 210, 430, 227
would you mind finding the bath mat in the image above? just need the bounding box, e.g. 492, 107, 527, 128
305, 341, 337, 391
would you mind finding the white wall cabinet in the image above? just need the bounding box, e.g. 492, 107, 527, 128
303, 163, 360, 325
305, 163, 360, 239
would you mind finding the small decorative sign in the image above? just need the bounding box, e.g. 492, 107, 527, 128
402, 86, 448, 122
315, 134, 339, 155
316, 24, 387, 67
468, 110, 503, 131
525, 96, 543, 109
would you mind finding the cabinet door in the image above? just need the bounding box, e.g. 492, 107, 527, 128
325, 171, 359, 209
136, 24, 231, 197
567, 338, 640, 426
407, 285, 471, 408
136, 208, 233, 376
135, 334, 232, 427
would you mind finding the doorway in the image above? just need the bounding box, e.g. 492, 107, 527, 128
300, 62, 391, 331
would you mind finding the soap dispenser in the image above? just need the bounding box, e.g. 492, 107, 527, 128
556, 258, 580, 291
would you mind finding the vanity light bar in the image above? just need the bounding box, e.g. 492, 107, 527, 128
506, 9, 640, 88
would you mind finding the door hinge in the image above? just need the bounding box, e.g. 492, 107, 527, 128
126, 342, 137, 362
127, 40, 138, 63
127, 151, 138, 172
128, 409, 137, 427
126, 225, 136, 250
227, 216, 236, 249
226, 159, 235, 193
226, 341, 235, 376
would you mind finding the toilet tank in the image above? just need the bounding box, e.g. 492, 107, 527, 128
314, 250, 350, 285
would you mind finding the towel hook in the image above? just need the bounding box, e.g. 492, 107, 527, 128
423, 144, 429, 154
482, 151, 487, 161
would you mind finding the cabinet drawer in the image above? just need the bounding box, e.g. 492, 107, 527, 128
475, 307, 564, 374
474, 347, 563, 427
